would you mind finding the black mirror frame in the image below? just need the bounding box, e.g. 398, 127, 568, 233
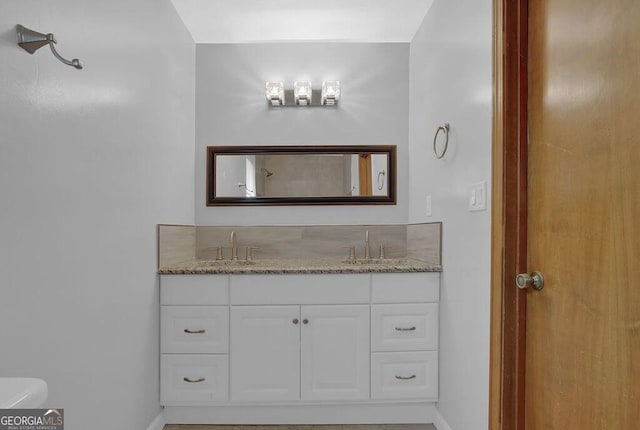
206, 145, 397, 206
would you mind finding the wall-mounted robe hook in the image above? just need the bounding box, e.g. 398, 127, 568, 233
16, 25, 83, 70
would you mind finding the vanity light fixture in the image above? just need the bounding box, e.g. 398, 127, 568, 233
293, 81, 312, 106
265, 81, 340, 107
265, 81, 285, 106
321, 81, 341, 106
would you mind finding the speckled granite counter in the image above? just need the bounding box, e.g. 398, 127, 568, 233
158, 258, 442, 275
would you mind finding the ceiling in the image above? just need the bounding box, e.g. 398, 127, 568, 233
170, 0, 435, 43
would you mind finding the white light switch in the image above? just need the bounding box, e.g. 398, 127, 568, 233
426, 195, 432, 217
468, 181, 487, 212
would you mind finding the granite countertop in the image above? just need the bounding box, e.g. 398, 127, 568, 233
158, 257, 442, 275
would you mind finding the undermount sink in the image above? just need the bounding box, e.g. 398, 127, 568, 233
0, 378, 48, 408
195, 260, 256, 267
341, 258, 408, 265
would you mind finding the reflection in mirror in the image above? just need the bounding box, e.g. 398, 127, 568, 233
207, 146, 396, 206
215, 154, 388, 198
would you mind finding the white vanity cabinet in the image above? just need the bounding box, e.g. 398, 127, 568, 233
230, 304, 369, 402
160, 271, 440, 423
229, 274, 371, 402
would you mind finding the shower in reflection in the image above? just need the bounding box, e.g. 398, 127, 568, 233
261, 168, 274, 178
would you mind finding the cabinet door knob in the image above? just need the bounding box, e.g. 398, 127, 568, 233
183, 377, 206, 383
184, 329, 206, 334
302, 319, 309, 325
292, 318, 299, 325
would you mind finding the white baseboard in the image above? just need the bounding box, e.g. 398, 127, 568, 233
165, 402, 437, 425
146, 411, 166, 430
432, 408, 453, 430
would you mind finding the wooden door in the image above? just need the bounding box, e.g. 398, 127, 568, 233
230, 306, 300, 401
300, 305, 370, 401
524, 0, 640, 428
491, 1, 640, 428
358, 154, 372, 196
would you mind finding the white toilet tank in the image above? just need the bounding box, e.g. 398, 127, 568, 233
0, 378, 48, 408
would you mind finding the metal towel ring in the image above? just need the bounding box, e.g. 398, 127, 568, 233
433, 123, 450, 159
377, 170, 386, 190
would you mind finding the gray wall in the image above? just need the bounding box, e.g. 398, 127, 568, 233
195, 43, 410, 225
408, 0, 493, 428
0, 1, 195, 429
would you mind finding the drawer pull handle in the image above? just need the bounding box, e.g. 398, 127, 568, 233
395, 326, 417, 331
395, 374, 417, 380
184, 329, 206, 334
183, 377, 206, 383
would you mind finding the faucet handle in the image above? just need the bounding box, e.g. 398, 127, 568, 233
245, 246, 259, 261
342, 246, 356, 261
378, 245, 392, 259
215, 246, 224, 260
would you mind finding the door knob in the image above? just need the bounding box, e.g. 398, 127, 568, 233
516, 271, 544, 291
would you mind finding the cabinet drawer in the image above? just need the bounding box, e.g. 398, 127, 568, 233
372, 304, 438, 352
371, 351, 438, 400
161, 354, 229, 404
161, 306, 229, 353
161, 275, 229, 305
372, 273, 439, 303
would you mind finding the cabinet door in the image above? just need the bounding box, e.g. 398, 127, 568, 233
230, 306, 300, 401
300, 305, 370, 401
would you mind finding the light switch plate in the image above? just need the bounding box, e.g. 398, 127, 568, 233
426, 195, 432, 217
468, 181, 487, 212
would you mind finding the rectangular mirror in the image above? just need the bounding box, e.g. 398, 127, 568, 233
207, 145, 396, 206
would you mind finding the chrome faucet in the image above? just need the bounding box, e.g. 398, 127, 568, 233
230, 231, 238, 261
364, 230, 371, 259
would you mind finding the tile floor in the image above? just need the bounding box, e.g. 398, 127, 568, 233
164, 425, 436, 430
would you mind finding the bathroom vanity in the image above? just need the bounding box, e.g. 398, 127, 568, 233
158, 261, 440, 424
157, 221, 442, 424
